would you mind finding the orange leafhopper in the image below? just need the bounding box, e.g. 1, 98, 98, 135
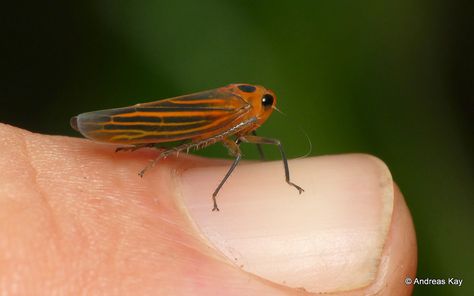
70, 83, 303, 211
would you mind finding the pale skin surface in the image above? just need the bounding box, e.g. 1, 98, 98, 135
0, 124, 417, 295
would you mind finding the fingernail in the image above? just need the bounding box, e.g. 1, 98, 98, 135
179, 155, 394, 293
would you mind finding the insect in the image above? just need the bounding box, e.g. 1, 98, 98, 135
70, 83, 304, 211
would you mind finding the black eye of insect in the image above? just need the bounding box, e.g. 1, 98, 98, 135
261, 94, 274, 108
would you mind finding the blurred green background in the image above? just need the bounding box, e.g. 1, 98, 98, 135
2, 1, 472, 294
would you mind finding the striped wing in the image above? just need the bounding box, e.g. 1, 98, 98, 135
71, 88, 250, 145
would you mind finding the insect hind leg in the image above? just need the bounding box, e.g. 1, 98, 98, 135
115, 143, 156, 153
138, 141, 202, 177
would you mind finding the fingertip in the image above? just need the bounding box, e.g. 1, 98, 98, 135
179, 154, 398, 293
0, 125, 417, 294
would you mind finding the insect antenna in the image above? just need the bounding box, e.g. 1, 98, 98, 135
272, 106, 313, 159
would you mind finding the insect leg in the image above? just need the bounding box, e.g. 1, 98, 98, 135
252, 130, 266, 161
137, 142, 193, 177
211, 138, 242, 211
115, 143, 156, 153
239, 135, 304, 194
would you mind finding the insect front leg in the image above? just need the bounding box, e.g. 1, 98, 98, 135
239, 135, 304, 194
211, 138, 242, 211
252, 130, 266, 161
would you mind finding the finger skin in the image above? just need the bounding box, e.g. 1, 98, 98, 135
0, 124, 416, 295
